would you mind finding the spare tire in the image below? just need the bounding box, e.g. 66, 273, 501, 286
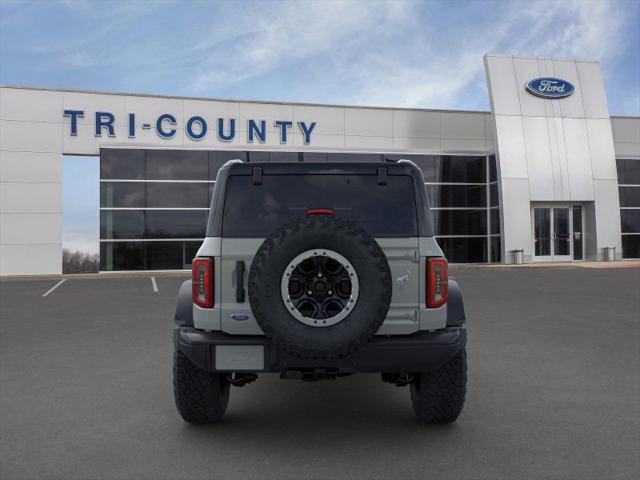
248, 214, 392, 359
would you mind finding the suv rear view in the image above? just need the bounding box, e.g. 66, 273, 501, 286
174, 160, 467, 423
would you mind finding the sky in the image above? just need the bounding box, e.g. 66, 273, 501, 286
1, 0, 639, 253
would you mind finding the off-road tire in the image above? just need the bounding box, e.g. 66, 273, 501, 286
248, 215, 392, 360
410, 347, 467, 424
173, 349, 230, 424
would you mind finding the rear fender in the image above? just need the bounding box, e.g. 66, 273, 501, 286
175, 280, 194, 327
446, 279, 465, 327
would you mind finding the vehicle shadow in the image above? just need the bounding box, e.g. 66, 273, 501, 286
174, 373, 463, 454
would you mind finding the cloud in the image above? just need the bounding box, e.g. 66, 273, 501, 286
3, 0, 637, 113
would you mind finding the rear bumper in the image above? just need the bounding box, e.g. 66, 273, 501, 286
175, 326, 466, 374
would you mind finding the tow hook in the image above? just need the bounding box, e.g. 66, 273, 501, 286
227, 372, 258, 387
381, 373, 414, 387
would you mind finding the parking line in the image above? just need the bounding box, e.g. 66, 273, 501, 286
151, 276, 158, 292
42, 279, 66, 297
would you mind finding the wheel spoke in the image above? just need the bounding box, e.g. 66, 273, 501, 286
282, 249, 359, 326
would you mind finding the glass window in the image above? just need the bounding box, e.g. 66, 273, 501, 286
490, 209, 501, 234
436, 237, 488, 263
100, 242, 145, 270
326, 153, 382, 162
222, 174, 418, 237
490, 183, 499, 206
146, 150, 208, 180
209, 151, 247, 180
489, 155, 497, 182
427, 184, 486, 208
622, 235, 640, 258
100, 149, 145, 179
431, 210, 487, 236
620, 210, 640, 233
146, 242, 185, 270
100, 211, 145, 239
302, 152, 327, 162
617, 159, 640, 185
269, 151, 300, 162
248, 151, 269, 162
437, 156, 486, 183
490, 236, 501, 262
618, 186, 640, 207
184, 241, 202, 266
145, 210, 207, 238
100, 183, 145, 208
146, 183, 209, 208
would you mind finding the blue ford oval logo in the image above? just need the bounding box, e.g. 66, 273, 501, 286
230, 313, 250, 321
526, 77, 575, 99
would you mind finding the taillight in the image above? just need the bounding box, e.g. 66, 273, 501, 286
192, 257, 214, 308
305, 208, 335, 215
427, 258, 448, 308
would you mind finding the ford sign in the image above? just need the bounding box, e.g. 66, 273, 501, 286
526, 77, 575, 99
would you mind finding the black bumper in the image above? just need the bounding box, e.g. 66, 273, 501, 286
175, 327, 466, 374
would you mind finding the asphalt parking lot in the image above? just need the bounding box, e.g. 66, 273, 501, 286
1, 266, 638, 480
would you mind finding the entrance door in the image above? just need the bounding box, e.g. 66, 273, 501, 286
552, 207, 571, 261
532, 205, 582, 262
534, 207, 552, 261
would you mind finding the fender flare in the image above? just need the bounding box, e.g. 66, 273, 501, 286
174, 280, 194, 327
446, 279, 466, 327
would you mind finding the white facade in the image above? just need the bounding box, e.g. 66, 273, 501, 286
1, 53, 639, 275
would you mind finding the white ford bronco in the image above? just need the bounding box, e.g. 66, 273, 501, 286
173, 159, 467, 424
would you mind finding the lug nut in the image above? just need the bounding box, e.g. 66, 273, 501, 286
307, 290, 313, 295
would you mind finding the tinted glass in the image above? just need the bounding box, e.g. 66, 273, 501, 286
100, 182, 144, 208
184, 242, 201, 266
620, 210, 640, 233
146, 210, 207, 238
209, 151, 247, 180
437, 156, 485, 183
489, 155, 497, 182
269, 151, 301, 162
490, 183, 499, 206
248, 151, 269, 162
617, 159, 640, 184
622, 235, 640, 258
618, 186, 640, 207
146, 150, 208, 180
222, 174, 418, 237
534, 208, 551, 256
146, 242, 184, 269
100, 242, 145, 270
302, 152, 327, 162
146, 183, 209, 208
553, 208, 571, 256
100, 211, 145, 239
436, 237, 487, 263
572, 206, 583, 260
490, 236, 501, 263
326, 153, 382, 162
490, 209, 501, 234
100, 149, 145, 179
427, 184, 486, 208
432, 210, 487, 236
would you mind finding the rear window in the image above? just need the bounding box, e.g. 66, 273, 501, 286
221, 174, 418, 237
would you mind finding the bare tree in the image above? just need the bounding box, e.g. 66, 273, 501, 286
62, 249, 99, 274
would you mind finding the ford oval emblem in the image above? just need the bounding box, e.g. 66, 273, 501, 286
526, 77, 575, 99
230, 313, 250, 321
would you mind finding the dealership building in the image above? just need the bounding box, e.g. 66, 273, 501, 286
0, 54, 639, 275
